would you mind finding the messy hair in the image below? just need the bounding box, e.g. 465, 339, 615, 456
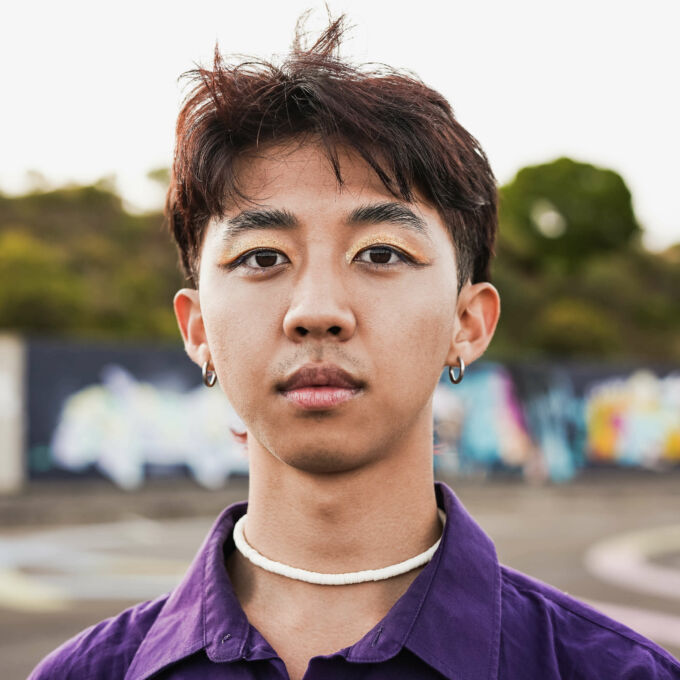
167, 15, 497, 289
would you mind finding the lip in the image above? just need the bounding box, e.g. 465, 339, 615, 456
278, 364, 364, 410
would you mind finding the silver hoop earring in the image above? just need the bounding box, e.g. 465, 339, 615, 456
202, 360, 217, 388
448, 357, 465, 384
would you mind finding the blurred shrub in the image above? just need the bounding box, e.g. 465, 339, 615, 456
0, 230, 87, 332
491, 159, 680, 361
498, 157, 641, 273
0, 183, 183, 341
533, 298, 622, 356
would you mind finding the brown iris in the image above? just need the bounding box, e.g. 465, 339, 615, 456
367, 247, 392, 264
255, 252, 279, 267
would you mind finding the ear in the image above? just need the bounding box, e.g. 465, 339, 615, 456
173, 288, 210, 367
445, 282, 501, 368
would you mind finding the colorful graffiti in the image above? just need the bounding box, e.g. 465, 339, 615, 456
585, 371, 680, 466
50, 365, 248, 489
25, 339, 680, 486
431, 364, 679, 482
432, 364, 539, 477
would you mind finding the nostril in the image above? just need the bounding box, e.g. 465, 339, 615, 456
328, 326, 341, 336
296, 326, 309, 336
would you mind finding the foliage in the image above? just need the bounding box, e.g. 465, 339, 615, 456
490, 159, 680, 361
0, 160, 678, 360
498, 158, 641, 274
0, 183, 184, 342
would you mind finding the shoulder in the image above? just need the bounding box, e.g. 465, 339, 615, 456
28, 596, 168, 680
500, 565, 680, 679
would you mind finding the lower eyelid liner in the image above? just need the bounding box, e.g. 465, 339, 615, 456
346, 235, 429, 265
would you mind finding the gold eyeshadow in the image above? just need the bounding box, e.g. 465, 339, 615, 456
345, 233, 430, 265
217, 236, 290, 266
216, 233, 431, 268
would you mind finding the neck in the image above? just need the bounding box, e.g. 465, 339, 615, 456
243, 417, 440, 576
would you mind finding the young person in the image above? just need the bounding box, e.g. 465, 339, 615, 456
31, 17, 680, 680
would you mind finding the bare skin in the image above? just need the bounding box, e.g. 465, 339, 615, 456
225, 425, 443, 679
174, 140, 500, 678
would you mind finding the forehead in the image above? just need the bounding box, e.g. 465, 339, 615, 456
199, 140, 459, 283
230, 139, 429, 218
201, 139, 458, 272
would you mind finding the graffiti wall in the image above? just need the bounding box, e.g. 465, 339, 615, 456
26, 340, 248, 488
432, 362, 680, 482
25, 340, 680, 486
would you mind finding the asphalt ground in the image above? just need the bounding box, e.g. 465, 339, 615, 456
1, 470, 679, 679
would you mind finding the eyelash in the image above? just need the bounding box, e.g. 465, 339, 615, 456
227, 245, 417, 272
228, 249, 288, 271
354, 245, 416, 266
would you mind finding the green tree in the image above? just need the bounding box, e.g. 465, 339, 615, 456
498, 157, 641, 273
0, 230, 87, 332
0, 183, 183, 341
490, 158, 680, 362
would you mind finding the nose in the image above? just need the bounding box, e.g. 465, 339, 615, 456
282, 264, 357, 342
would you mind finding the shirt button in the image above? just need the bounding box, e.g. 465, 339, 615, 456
221, 633, 232, 643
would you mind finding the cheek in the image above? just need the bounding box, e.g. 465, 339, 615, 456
361, 278, 456, 380
200, 285, 283, 399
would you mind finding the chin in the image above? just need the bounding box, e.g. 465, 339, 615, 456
272, 441, 375, 475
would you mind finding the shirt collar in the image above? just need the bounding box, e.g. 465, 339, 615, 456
345, 482, 502, 680
125, 500, 259, 680
405, 481, 502, 680
126, 482, 502, 680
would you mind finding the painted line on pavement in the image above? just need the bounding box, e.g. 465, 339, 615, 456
584, 524, 680, 601
0, 569, 68, 612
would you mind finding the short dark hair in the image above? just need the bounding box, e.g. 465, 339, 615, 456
167, 16, 497, 289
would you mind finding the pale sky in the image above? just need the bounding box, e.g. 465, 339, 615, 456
2, 0, 679, 249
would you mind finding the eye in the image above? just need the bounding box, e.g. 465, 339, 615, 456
232, 249, 289, 270
354, 245, 411, 266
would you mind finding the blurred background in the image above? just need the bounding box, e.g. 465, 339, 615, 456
1, 0, 679, 677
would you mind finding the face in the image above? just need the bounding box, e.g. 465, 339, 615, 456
176, 140, 497, 474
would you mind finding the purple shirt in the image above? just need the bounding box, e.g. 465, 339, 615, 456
30, 482, 680, 679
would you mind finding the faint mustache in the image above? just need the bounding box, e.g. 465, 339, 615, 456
273, 346, 363, 383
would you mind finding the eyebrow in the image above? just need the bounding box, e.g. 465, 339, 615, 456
347, 202, 429, 235
222, 208, 298, 239
220, 201, 430, 240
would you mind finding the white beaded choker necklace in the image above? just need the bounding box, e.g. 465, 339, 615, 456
232, 509, 446, 586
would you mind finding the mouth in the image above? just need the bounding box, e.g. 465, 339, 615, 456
277, 364, 364, 410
